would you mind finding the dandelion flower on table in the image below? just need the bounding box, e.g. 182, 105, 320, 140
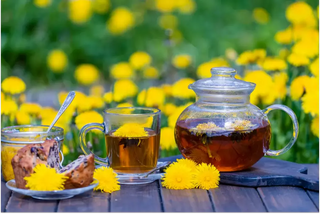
47, 50, 68, 73
103, 92, 113, 103
143, 66, 159, 79
24, 164, 68, 191
194, 163, 220, 190
172, 54, 192, 69
309, 58, 319, 77
1, 100, 18, 115
129, 51, 152, 70
33, 0, 51, 8
253, 8, 269, 24
107, 7, 135, 35
15, 111, 31, 125
172, 78, 195, 99
113, 79, 138, 102
160, 127, 177, 150
158, 14, 178, 29
287, 53, 310, 67
290, 75, 310, 101
93, 167, 120, 193
110, 62, 135, 79
68, 0, 92, 24
311, 116, 319, 137
75, 111, 103, 132
90, 85, 105, 96
74, 64, 99, 86
92, 0, 110, 14
176, 158, 197, 171
1, 76, 26, 95
161, 162, 195, 190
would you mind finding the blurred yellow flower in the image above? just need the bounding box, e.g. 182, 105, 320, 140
62, 144, 70, 156
110, 62, 134, 79
287, 53, 310, 67
42, 112, 69, 132
155, 0, 176, 13
311, 116, 319, 137
292, 39, 319, 58
168, 105, 186, 127
253, 8, 269, 24
176, 0, 195, 14
116, 103, 133, 108
162, 84, 172, 97
143, 66, 159, 79
103, 92, 113, 103
2, 76, 26, 94
273, 72, 288, 100
302, 88, 319, 116
47, 50, 68, 73
274, 28, 292, 45
309, 58, 319, 77
290, 75, 310, 101
74, 64, 99, 85
161, 103, 177, 116
137, 87, 165, 107
107, 7, 135, 35
286, 1, 316, 27
262, 57, 287, 71
1, 100, 18, 115
172, 78, 195, 99
1, 92, 4, 102
172, 54, 192, 69
19, 93, 26, 103
158, 14, 178, 29
90, 85, 105, 96
88, 96, 105, 109
197, 58, 229, 79
278, 48, 290, 59
69, 0, 92, 24
75, 111, 103, 131
20, 103, 42, 116
40, 107, 57, 119
34, 0, 51, 8
236, 49, 266, 65
113, 79, 138, 102
225, 48, 238, 61
15, 111, 31, 125
92, 0, 110, 14
129, 52, 152, 70
244, 70, 274, 105
160, 127, 177, 150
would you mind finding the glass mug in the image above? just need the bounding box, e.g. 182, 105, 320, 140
1, 125, 64, 181
79, 107, 161, 184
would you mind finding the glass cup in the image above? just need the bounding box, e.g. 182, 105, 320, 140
79, 107, 161, 184
1, 125, 64, 182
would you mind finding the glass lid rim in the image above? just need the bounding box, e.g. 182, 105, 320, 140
1, 125, 64, 137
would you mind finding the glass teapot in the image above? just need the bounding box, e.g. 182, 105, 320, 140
174, 67, 299, 172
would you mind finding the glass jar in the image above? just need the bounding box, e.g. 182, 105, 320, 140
1, 125, 64, 181
174, 67, 299, 172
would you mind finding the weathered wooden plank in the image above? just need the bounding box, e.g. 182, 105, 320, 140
258, 186, 318, 212
57, 191, 110, 212
161, 184, 213, 212
209, 184, 266, 212
1, 180, 12, 212
307, 190, 319, 210
110, 181, 162, 212
5, 192, 58, 212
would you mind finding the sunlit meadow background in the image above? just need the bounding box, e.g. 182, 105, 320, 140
1, 0, 319, 164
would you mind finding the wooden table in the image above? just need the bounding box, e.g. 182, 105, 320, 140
1, 158, 319, 212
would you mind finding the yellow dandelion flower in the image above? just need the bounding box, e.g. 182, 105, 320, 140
92, 0, 110, 14
311, 116, 319, 137
194, 163, 220, 190
62, 144, 70, 156
162, 84, 172, 97
116, 103, 133, 108
2, 76, 26, 94
47, 49, 68, 73
90, 85, 105, 96
75, 111, 103, 131
160, 127, 177, 150
20, 103, 42, 116
278, 48, 290, 59
68, 0, 93, 24
107, 7, 135, 35
292, 39, 319, 58
172, 78, 195, 99
34, 0, 51, 8
1, 100, 18, 115
74, 64, 99, 85
302, 90, 319, 116
288, 53, 310, 67
1, 91, 5, 102
93, 167, 120, 193
197, 59, 229, 78
273, 72, 288, 100
110, 62, 134, 79
262, 57, 287, 71
88, 96, 105, 109
161, 162, 195, 190
25, 164, 68, 191
113, 79, 138, 102
253, 8, 269, 24
143, 66, 159, 79
161, 103, 177, 116
286, 1, 316, 27
158, 14, 178, 29
172, 54, 192, 69
290, 75, 310, 100
138, 87, 165, 107
15, 110, 31, 125
129, 52, 152, 70
225, 48, 238, 61
309, 58, 319, 77
235, 74, 242, 80
103, 92, 113, 103
176, 0, 196, 14
236, 51, 256, 65
113, 123, 148, 138
168, 105, 187, 127
275, 28, 292, 45
176, 158, 197, 171
155, 0, 176, 13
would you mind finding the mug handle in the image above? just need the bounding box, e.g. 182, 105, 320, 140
263, 104, 299, 156
79, 122, 109, 166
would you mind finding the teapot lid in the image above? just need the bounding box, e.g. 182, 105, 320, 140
189, 67, 255, 95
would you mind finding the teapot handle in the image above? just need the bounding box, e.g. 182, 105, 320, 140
263, 104, 299, 156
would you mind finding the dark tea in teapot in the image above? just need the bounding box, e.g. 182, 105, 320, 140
175, 119, 271, 172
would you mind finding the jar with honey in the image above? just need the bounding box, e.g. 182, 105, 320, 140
174, 67, 299, 172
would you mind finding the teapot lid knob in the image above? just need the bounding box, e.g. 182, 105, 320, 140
211, 67, 236, 77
